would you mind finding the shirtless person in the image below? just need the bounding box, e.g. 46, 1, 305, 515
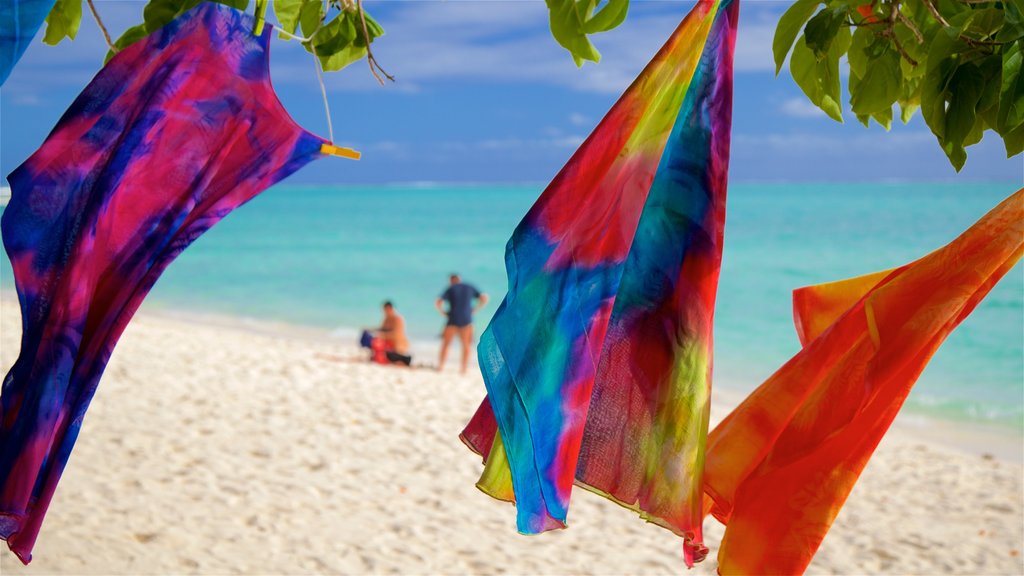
436, 274, 488, 374
374, 301, 411, 366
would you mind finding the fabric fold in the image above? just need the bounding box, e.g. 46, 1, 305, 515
461, 0, 738, 565
704, 188, 1024, 575
0, 3, 330, 563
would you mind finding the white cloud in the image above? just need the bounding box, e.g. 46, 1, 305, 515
9, 93, 43, 106
735, 131, 935, 154
2, 1, 155, 89
779, 97, 827, 119
732, 24, 775, 72
568, 112, 591, 126
552, 134, 586, 148
2, 0, 787, 113
312, 2, 778, 94
461, 135, 587, 151
7, 1, 782, 98
368, 140, 407, 153
368, 134, 587, 159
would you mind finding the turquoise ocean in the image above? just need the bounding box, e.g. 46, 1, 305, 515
1, 182, 1021, 431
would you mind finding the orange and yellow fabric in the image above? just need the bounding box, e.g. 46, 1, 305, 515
703, 188, 1024, 574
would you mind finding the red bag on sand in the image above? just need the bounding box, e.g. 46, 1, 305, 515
370, 338, 390, 364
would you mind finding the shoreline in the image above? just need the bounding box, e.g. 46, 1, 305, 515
66, 294, 1024, 464
1, 290, 1021, 463
144, 300, 1023, 462
0, 296, 1021, 575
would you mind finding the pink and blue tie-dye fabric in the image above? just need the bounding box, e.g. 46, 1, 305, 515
0, 3, 328, 562
460, 0, 738, 566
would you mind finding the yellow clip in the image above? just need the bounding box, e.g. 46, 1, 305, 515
321, 143, 361, 160
253, 0, 268, 36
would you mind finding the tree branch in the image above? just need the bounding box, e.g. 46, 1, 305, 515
846, 19, 889, 27
896, 10, 924, 44
960, 35, 1009, 47
890, 33, 918, 65
921, 0, 951, 27
86, 0, 117, 53
357, 0, 394, 85
885, 1, 918, 67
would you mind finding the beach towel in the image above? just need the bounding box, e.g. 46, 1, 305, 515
0, 2, 352, 562
460, 0, 738, 565
703, 188, 1024, 574
0, 0, 57, 86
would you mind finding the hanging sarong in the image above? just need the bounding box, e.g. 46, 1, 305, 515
0, 3, 345, 562
704, 188, 1024, 574
460, 0, 738, 565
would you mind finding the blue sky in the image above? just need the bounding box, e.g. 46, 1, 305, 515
1, 0, 1021, 184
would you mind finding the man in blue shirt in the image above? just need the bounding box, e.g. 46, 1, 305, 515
436, 273, 489, 374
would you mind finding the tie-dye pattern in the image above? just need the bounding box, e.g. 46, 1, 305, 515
0, 3, 329, 563
461, 0, 737, 565
0, 0, 57, 86
703, 189, 1024, 575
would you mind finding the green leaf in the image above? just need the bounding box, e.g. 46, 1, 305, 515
582, 0, 628, 34
999, 40, 1024, 133
976, 53, 1002, 118
142, 0, 191, 32
298, 0, 323, 37
832, 17, 852, 53
961, 7, 1003, 41
871, 105, 893, 130
309, 11, 359, 71
851, 46, 901, 117
899, 103, 919, 124
773, 0, 822, 74
964, 114, 985, 147
850, 72, 867, 125
790, 29, 848, 123
1002, 121, 1024, 156
273, 0, 303, 34
357, 10, 384, 44
106, 23, 148, 62
893, 22, 925, 78
979, 102, 999, 130
43, 0, 82, 45
899, 76, 922, 124
111, 0, 248, 54
307, 8, 383, 72
804, 7, 847, 59
943, 62, 985, 171
547, 0, 602, 66
847, 27, 873, 78
945, 1, 975, 28
999, 0, 1024, 42
1006, 0, 1024, 25
921, 28, 963, 140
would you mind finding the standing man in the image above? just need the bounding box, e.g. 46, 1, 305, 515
436, 273, 488, 374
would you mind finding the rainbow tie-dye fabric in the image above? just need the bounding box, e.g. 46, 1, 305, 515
461, 0, 738, 565
0, 3, 332, 563
0, 0, 57, 86
703, 188, 1024, 574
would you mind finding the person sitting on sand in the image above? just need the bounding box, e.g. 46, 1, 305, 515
360, 301, 412, 366
435, 274, 488, 374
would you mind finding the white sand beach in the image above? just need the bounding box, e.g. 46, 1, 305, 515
0, 299, 1021, 575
